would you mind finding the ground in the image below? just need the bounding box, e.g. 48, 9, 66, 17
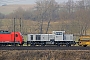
0, 50, 90, 60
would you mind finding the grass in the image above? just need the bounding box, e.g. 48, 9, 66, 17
0, 50, 90, 60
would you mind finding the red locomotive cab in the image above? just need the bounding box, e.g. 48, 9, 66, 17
11, 32, 24, 45
0, 30, 24, 46
0, 31, 11, 43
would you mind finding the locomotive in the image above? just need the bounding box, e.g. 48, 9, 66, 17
0, 30, 24, 46
27, 31, 76, 46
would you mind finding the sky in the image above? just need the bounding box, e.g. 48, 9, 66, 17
0, 0, 81, 5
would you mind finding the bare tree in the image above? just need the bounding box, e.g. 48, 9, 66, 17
75, 8, 90, 35
35, 0, 59, 34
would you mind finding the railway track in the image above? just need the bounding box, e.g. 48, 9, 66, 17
0, 46, 90, 50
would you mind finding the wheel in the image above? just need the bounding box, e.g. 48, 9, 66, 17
68, 44, 71, 46
66, 43, 71, 47
20, 44, 23, 46
57, 44, 60, 47
30, 44, 35, 46
41, 44, 45, 46
41, 42, 45, 46
83, 45, 87, 47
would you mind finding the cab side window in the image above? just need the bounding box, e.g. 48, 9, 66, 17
31, 35, 33, 40
36, 35, 41, 40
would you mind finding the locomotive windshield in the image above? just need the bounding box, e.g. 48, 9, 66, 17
55, 32, 62, 35
0, 30, 11, 34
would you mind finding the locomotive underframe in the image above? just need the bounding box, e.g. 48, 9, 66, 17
27, 41, 76, 46
0, 42, 24, 46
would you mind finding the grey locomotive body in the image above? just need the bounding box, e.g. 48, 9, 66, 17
27, 31, 75, 46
